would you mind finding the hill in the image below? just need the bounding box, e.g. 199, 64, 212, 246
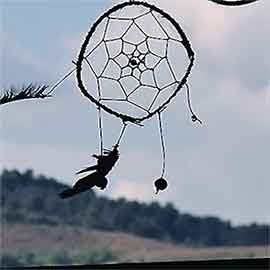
2, 223, 268, 266
1, 169, 269, 247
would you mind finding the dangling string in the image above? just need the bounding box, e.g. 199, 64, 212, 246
185, 83, 202, 124
158, 112, 166, 178
97, 106, 104, 155
46, 66, 77, 96
116, 122, 128, 146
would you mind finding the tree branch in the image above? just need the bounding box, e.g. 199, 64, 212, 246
0, 83, 50, 106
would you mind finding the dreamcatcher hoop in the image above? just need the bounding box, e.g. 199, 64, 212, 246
208, 0, 260, 6
76, 0, 195, 124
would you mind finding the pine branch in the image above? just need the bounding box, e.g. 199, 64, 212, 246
0, 83, 50, 106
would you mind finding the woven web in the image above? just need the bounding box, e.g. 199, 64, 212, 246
76, 1, 194, 124
84, 13, 182, 114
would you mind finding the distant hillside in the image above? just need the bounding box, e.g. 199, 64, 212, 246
2, 223, 268, 267
1, 169, 269, 246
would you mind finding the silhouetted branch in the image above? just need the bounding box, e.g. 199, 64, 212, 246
0, 83, 50, 106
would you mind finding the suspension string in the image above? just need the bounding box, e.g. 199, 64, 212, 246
116, 122, 128, 146
158, 112, 166, 178
97, 106, 104, 155
46, 67, 77, 95
185, 83, 202, 124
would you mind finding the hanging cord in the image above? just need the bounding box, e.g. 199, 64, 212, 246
97, 106, 104, 155
116, 122, 128, 146
158, 112, 166, 178
46, 66, 77, 96
185, 83, 202, 124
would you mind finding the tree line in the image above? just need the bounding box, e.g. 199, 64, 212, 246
1, 169, 269, 246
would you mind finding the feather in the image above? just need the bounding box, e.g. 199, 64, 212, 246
76, 165, 98, 174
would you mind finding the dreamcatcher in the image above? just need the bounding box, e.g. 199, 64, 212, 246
59, 0, 200, 198
52, 0, 260, 198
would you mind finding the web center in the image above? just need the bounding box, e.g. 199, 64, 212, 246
129, 57, 139, 68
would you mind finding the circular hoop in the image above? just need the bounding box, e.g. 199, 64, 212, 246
208, 0, 260, 6
76, 1, 195, 124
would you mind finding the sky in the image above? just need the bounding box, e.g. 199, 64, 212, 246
0, 0, 269, 225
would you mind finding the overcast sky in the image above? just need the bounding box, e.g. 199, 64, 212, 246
1, 0, 269, 225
